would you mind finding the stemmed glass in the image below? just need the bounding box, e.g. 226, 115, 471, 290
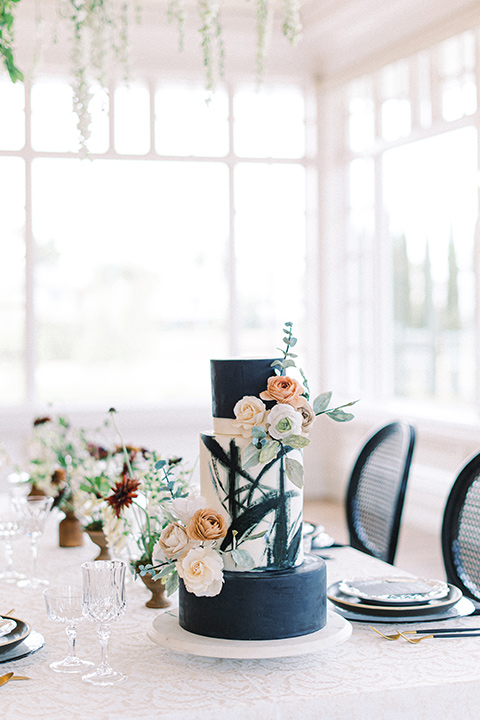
13, 496, 54, 588
0, 500, 26, 584
81, 560, 127, 685
43, 585, 94, 673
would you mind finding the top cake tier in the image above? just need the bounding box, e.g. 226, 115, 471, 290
210, 358, 279, 419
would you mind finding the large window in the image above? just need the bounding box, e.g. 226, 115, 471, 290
0, 77, 312, 408
329, 29, 480, 417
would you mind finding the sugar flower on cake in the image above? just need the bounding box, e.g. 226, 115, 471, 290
267, 403, 303, 440
232, 396, 268, 438
260, 374, 305, 407
235, 322, 358, 489
176, 546, 225, 597
170, 494, 208, 524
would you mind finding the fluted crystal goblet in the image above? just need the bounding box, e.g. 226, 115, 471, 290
0, 500, 26, 584
44, 585, 94, 673
13, 496, 54, 588
81, 560, 127, 686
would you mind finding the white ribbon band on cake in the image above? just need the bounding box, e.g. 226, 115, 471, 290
213, 417, 244, 436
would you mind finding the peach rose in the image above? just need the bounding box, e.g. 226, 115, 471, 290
260, 375, 305, 408
297, 401, 316, 433
177, 546, 224, 597
156, 521, 191, 560
233, 396, 267, 438
187, 508, 228, 542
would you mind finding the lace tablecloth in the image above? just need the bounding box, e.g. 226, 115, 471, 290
2, 515, 480, 720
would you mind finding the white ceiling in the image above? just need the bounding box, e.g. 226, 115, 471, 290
12, 0, 480, 84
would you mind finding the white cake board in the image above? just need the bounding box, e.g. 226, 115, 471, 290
147, 609, 352, 659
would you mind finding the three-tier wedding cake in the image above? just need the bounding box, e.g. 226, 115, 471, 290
177, 357, 327, 641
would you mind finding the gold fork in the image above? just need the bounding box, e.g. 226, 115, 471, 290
398, 632, 434, 644
369, 626, 404, 640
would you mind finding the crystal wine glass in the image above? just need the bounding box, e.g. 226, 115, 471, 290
13, 496, 54, 588
43, 585, 94, 673
81, 560, 127, 685
0, 500, 26, 584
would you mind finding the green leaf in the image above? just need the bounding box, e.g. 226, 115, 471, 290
313, 391, 332, 414
285, 457, 304, 489
259, 439, 280, 464
242, 443, 261, 470
271, 360, 283, 370
283, 434, 310, 449
326, 409, 355, 422
251, 426, 266, 439
284, 321, 293, 327
231, 548, 256, 569
164, 570, 179, 596
155, 460, 167, 469
283, 358, 296, 368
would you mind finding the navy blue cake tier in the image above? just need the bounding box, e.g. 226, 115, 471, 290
210, 358, 279, 419
178, 555, 326, 641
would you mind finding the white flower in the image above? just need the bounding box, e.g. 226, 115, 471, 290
101, 505, 129, 553
176, 546, 224, 597
267, 403, 303, 440
155, 522, 192, 560
171, 495, 207, 524
232, 396, 267, 438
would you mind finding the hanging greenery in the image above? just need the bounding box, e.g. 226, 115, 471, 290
1, 0, 303, 153
0, 0, 24, 82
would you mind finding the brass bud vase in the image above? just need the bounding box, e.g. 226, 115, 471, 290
139, 572, 170, 609
59, 511, 84, 547
85, 528, 111, 560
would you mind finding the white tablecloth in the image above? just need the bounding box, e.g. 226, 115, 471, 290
2, 512, 480, 720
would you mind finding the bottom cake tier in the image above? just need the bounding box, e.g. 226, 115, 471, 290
178, 554, 326, 641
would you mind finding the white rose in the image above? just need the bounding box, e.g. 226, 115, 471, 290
156, 522, 192, 560
232, 396, 267, 438
171, 495, 208, 524
267, 404, 303, 440
176, 546, 224, 597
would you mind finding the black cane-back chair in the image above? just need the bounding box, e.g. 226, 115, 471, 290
346, 422, 416, 565
442, 453, 480, 609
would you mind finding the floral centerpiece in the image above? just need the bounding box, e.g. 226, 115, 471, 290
138, 322, 357, 598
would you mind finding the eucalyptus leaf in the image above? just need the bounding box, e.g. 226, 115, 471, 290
284, 321, 293, 328
251, 426, 267, 439
164, 570, 179, 596
242, 443, 261, 470
155, 460, 167, 469
283, 358, 296, 368
271, 360, 283, 369
313, 391, 332, 414
259, 439, 280, 464
283, 434, 310, 449
231, 548, 256, 570
326, 409, 355, 422
285, 457, 304, 489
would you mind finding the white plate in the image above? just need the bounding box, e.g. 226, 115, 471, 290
148, 609, 352, 659
329, 596, 476, 623
338, 576, 449, 605
0, 618, 16, 637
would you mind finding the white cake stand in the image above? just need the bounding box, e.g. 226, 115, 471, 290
147, 609, 352, 659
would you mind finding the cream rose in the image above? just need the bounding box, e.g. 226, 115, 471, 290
187, 508, 228, 542
155, 521, 191, 560
267, 403, 303, 440
232, 396, 267, 438
171, 495, 208, 524
297, 401, 316, 433
177, 546, 224, 597
260, 375, 305, 408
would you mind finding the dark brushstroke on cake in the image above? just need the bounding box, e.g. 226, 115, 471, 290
201, 434, 301, 568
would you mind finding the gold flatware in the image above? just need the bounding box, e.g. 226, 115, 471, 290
368, 626, 403, 640
2, 610, 14, 617
0, 673, 14, 686
10, 676, 31, 681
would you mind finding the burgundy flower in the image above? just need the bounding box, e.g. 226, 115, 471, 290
106, 475, 140, 518
33, 416, 51, 426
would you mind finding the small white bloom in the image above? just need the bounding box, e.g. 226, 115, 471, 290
171, 495, 207, 524
176, 545, 224, 597
232, 396, 267, 438
267, 404, 303, 440
156, 522, 192, 560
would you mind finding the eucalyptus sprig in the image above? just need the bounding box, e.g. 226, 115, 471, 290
0, 0, 24, 82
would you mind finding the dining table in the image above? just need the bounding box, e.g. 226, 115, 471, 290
2, 508, 480, 720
